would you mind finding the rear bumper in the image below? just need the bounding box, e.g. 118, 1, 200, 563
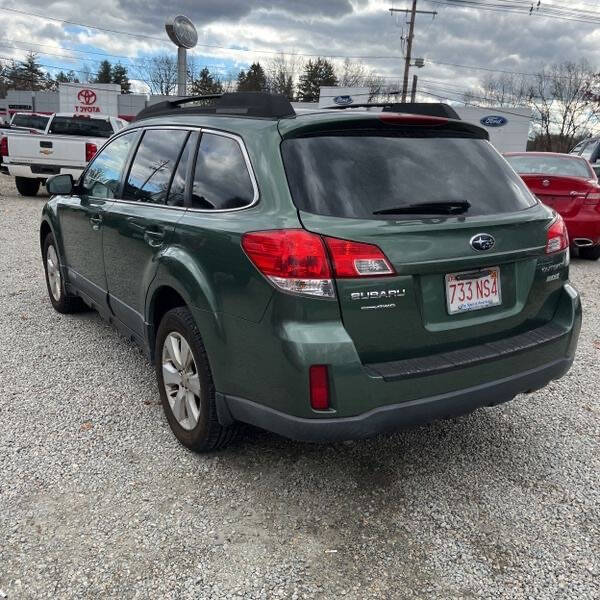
219, 357, 573, 441
564, 211, 600, 245
6, 163, 84, 181
210, 283, 581, 441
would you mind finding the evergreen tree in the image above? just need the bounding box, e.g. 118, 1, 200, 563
237, 62, 268, 92
95, 60, 113, 84
111, 63, 131, 93
190, 67, 223, 95
55, 70, 80, 84
297, 58, 338, 102
7, 52, 50, 91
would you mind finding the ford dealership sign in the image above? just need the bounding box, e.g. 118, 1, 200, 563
333, 95, 353, 106
480, 115, 508, 127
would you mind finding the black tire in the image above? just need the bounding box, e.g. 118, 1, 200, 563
15, 177, 40, 197
579, 245, 600, 261
155, 307, 238, 452
42, 233, 86, 313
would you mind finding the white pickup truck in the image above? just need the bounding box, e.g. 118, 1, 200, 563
1, 112, 126, 196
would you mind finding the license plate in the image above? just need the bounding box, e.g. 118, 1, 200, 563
445, 267, 501, 315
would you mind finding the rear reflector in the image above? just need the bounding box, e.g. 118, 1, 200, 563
85, 142, 98, 163
546, 214, 569, 254
0, 137, 8, 157
309, 365, 330, 410
584, 192, 600, 206
324, 236, 394, 278
242, 229, 335, 298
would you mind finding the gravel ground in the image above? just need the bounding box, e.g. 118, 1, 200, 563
0, 175, 598, 600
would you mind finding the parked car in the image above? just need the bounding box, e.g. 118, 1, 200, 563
40, 93, 581, 452
570, 137, 600, 176
504, 151, 600, 260
1, 112, 126, 196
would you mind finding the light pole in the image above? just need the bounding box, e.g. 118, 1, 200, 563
165, 15, 198, 96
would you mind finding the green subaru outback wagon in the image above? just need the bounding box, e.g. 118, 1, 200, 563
40, 93, 581, 451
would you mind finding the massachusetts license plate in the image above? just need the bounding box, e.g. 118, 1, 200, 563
445, 267, 501, 315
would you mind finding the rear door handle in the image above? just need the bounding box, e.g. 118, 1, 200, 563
89, 214, 102, 230
144, 228, 165, 247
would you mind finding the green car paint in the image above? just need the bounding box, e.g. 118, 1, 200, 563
40, 103, 582, 443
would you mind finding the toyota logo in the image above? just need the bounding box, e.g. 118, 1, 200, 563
470, 233, 496, 252
78, 89, 97, 105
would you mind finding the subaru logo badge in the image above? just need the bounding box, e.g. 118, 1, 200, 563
333, 95, 353, 106
470, 233, 495, 252
480, 115, 508, 128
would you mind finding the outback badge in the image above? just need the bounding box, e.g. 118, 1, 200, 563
470, 233, 495, 252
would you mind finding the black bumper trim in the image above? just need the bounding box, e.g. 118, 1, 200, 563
221, 358, 573, 442
366, 323, 567, 381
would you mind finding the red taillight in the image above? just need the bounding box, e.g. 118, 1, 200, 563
323, 236, 394, 278
0, 137, 8, 157
309, 365, 330, 410
242, 230, 396, 297
546, 214, 569, 254
584, 191, 600, 206
242, 229, 334, 298
85, 142, 97, 163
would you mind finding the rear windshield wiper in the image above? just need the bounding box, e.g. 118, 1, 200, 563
373, 201, 471, 215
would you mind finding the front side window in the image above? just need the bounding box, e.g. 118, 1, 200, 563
123, 129, 189, 204
191, 133, 255, 210
82, 132, 136, 198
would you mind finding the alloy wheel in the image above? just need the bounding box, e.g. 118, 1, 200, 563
162, 332, 201, 430
46, 245, 62, 301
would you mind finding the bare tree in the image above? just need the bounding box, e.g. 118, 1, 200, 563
265, 53, 300, 100
529, 60, 600, 152
135, 55, 178, 95
336, 58, 385, 101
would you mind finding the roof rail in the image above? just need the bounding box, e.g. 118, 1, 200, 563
329, 102, 460, 120
135, 92, 296, 121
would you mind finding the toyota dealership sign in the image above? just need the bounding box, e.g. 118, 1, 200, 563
59, 82, 120, 116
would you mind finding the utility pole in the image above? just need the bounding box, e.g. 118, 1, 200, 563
411, 74, 418, 102
390, 2, 437, 103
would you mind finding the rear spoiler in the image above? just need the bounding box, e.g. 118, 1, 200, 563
280, 113, 489, 141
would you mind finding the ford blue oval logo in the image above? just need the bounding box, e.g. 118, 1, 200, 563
333, 95, 353, 106
470, 233, 496, 252
480, 115, 507, 127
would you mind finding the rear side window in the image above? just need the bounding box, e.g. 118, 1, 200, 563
123, 129, 189, 204
191, 133, 255, 210
281, 135, 536, 219
49, 116, 114, 138
82, 132, 136, 198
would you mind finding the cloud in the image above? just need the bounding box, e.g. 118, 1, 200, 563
0, 0, 599, 101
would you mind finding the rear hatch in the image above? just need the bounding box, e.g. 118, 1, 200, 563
280, 114, 563, 364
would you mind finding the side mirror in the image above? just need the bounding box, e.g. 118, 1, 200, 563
46, 174, 74, 196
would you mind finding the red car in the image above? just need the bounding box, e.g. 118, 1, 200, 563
504, 152, 600, 260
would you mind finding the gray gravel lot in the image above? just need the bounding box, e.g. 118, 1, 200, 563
0, 176, 598, 599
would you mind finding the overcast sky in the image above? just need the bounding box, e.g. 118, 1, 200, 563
1, 0, 599, 99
